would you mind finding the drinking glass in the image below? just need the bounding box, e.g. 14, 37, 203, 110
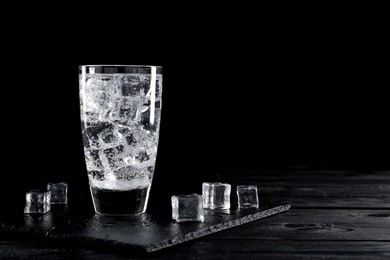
79, 65, 162, 215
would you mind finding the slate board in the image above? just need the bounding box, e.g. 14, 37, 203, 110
0, 201, 290, 254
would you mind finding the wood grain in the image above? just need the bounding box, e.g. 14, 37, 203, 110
1, 169, 389, 259
209, 209, 390, 241
160, 240, 390, 260
263, 196, 390, 209
1, 239, 389, 260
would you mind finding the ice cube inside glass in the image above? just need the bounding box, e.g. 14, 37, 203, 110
237, 185, 259, 209
47, 182, 68, 204
202, 182, 231, 210
24, 190, 51, 214
171, 194, 204, 222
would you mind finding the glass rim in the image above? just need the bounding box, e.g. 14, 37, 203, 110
79, 65, 162, 75
79, 65, 162, 69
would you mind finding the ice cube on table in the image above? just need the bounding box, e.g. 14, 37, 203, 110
202, 182, 231, 210
24, 190, 51, 214
171, 194, 204, 222
202, 182, 211, 208
47, 182, 68, 204
237, 185, 259, 209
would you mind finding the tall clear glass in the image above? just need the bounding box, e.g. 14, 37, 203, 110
79, 65, 162, 215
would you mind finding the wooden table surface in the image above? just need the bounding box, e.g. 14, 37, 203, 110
1, 170, 389, 259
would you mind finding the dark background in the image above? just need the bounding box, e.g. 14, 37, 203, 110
2, 9, 388, 206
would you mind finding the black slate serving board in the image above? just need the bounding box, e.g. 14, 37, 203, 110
0, 201, 290, 254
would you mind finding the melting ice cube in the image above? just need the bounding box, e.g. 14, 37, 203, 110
171, 194, 204, 222
237, 185, 259, 209
24, 190, 51, 214
47, 182, 68, 204
202, 182, 231, 210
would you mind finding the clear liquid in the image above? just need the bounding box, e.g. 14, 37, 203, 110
90, 185, 151, 215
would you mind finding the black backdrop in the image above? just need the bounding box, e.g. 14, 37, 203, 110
2, 12, 388, 207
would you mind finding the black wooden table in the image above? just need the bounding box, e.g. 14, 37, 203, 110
1, 170, 389, 259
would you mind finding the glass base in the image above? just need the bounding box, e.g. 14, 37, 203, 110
89, 186, 150, 216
